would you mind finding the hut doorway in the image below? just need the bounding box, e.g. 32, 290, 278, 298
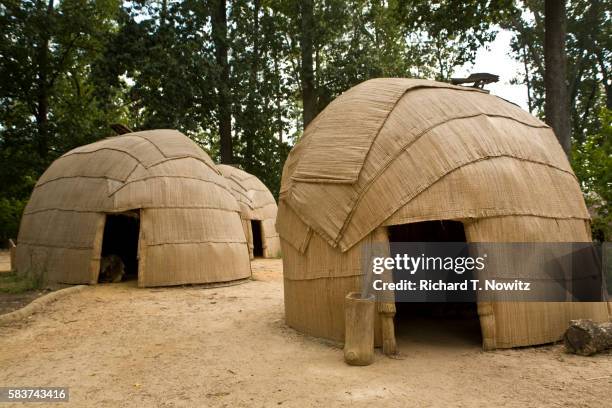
387, 220, 482, 348
251, 220, 264, 257
99, 211, 140, 283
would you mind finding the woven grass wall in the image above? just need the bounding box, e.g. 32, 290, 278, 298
218, 164, 281, 258
16, 130, 251, 287
277, 78, 610, 349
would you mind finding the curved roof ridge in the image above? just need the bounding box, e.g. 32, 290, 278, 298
290, 112, 551, 184
61, 146, 143, 164
34, 174, 131, 189
108, 174, 234, 198
23, 204, 243, 216
129, 132, 169, 158
335, 154, 582, 250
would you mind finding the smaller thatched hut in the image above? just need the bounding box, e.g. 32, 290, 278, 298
218, 165, 281, 259
16, 130, 251, 287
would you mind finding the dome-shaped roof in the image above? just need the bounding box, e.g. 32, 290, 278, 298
217, 164, 277, 220
26, 129, 237, 214
277, 78, 589, 251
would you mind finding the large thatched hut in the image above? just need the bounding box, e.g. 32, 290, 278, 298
276, 78, 610, 350
217, 165, 281, 259
16, 129, 251, 287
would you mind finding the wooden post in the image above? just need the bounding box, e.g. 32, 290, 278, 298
478, 301, 497, 351
379, 302, 397, 355
344, 292, 375, 366
8, 239, 16, 272
564, 319, 612, 356
369, 227, 398, 356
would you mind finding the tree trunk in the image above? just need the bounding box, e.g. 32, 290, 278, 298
271, 10, 283, 146
35, 0, 54, 161
244, 0, 260, 168
544, 0, 571, 156
298, 0, 316, 129
522, 43, 534, 113
595, 49, 611, 109
274, 51, 283, 145
563, 319, 612, 356
212, 0, 233, 164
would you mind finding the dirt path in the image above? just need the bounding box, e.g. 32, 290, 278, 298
1, 259, 610, 407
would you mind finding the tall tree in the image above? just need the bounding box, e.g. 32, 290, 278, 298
92, 1, 217, 135
0, 0, 122, 243
298, 0, 316, 128
230, 0, 292, 195
544, 0, 571, 155
34, 0, 54, 160
507, 1, 609, 143
505, 0, 610, 239
212, 0, 233, 163
244, 0, 260, 164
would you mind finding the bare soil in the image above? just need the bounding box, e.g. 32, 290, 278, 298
0, 258, 610, 407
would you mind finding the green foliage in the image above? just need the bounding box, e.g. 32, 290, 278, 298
572, 108, 612, 242
92, 1, 218, 135
505, 1, 610, 241
399, 0, 518, 80
0, 198, 27, 245
0, 0, 124, 245
504, 0, 610, 139
0, 0, 608, 242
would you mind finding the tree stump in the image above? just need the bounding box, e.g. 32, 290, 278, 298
563, 319, 612, 356
344, 292, 375, 366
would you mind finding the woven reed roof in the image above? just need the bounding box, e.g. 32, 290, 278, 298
217, 164, 277, 221
277, 78, 589, 252
25, 129, 238, 216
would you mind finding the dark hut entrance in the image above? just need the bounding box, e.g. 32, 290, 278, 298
387, 220, 481, 348
99, 211, 140, 283
251, 220, 264, 257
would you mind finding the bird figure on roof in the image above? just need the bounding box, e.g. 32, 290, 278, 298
450, 73, 499, 89
110, 123, 133, 135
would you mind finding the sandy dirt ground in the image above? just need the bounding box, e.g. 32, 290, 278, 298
1, 258, 611, 408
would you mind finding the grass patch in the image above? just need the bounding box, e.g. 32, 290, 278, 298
0, 271, 44, 294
